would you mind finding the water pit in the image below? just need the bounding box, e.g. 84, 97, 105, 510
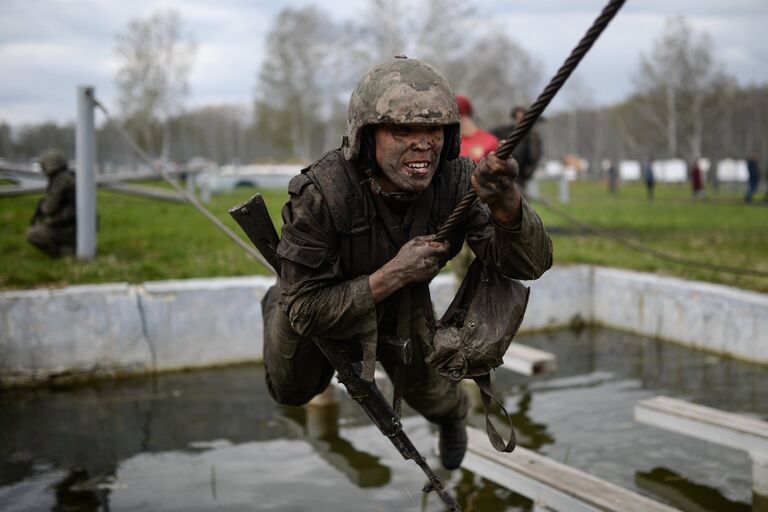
2, 326, 767, 511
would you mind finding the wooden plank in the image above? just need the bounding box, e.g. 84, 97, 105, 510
635, 396, 768, 455
463, 427, 678, 512
502, 342, 557, 376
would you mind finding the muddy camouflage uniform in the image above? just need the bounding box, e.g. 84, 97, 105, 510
263, 57, 553, 426
26, 150, 76, 257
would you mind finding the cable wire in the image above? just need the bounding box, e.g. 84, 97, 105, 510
532, 195, 768, 278
91, 95, 276, 274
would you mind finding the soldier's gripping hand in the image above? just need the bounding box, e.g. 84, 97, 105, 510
368, 235, 449, 303
471, 151, 523, 228
394, 235, 449, 283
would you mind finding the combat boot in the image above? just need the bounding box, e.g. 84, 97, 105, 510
438, 419, 467, 470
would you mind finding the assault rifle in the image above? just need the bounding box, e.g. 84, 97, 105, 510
229, 194, 461, 512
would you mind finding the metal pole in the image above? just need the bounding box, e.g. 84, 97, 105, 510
76, 86, 97, 260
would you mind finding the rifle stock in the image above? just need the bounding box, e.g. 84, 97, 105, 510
229, 193, 461, 511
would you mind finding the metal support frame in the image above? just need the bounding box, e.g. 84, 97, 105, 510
76, 86, 97, 259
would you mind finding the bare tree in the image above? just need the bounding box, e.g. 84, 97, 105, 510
115, 9, 196, 157
362, 0, 410, 60
256, 7, 363, 161
630, 16, 718, 160
359, 0, 542, 127
441, 29, 542, 127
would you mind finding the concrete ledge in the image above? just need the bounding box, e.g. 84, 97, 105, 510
1, 265, 767, 386
521, 264, 593, 331
592, 267, 768, 363
0, 283, 150, 381
0, 277, 274, 386
141, 277, 272, 369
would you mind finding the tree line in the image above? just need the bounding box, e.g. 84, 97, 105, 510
1, 6, 765, 176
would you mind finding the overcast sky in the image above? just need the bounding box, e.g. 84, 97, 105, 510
1, 0, 766, 126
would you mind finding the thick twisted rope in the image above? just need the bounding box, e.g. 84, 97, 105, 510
435, 0, 626, 241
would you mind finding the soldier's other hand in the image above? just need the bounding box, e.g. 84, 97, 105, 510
471, 152, 519, 207
394, 235, 449, 284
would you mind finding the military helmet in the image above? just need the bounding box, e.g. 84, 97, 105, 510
38, 149, 68, 175
343, 56, 460, 161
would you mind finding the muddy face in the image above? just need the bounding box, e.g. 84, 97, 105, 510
373, 124, 444, 194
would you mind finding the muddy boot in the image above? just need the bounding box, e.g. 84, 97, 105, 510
438, 419, 467, 470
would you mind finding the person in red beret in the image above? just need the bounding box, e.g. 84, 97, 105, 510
456, 95, 498, 163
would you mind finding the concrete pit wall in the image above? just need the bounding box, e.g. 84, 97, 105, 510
1, 266, 766, 387
0, 277, 272, 386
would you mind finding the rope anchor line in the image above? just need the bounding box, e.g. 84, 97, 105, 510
91, 98, 275, 272
93, 96, 766, 281
435, 0, 627, 241
533, 196, 768, 279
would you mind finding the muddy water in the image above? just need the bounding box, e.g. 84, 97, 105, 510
1, 327, 767, 511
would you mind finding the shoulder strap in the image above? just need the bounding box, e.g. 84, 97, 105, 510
308, 149, 371, 235
474, 374, 517, 452
306, 150, 378, 380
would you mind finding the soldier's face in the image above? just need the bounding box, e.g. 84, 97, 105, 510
373, 124, 444, 194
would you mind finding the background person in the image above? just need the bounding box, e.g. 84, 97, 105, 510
26, 149, 76, 257
603, 158, 618, 195
491, 105, 542, 192
746, 153, 759, 203
643, 159, 655, 201
456, 95, 498, 163
691, 159, 705, 200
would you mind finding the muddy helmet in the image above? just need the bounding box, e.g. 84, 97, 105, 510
343, 56, 460, 162
38, 149, 68, 175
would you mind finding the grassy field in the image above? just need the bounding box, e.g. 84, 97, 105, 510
537, 179, 768, 292
1, 178, 767, 292
0, 185, 286, 289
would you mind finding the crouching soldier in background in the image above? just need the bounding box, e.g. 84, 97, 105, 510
26, 149, 76, 257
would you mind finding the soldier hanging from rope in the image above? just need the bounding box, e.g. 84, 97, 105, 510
260, 56, 553, 471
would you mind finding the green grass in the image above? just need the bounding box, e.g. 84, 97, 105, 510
535, 180, 768, 292
1, 185, 286, 289
1, 180, 767, 292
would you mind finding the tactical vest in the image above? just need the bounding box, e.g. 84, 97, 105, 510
302, 148, 470, 278
300, 149, 527, 453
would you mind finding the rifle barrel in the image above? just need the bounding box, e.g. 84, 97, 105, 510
314, 338, 461, 511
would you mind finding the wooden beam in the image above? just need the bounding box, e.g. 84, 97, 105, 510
635, 396, 768, 455
502, 342, 557, 376
463, 427, 677, 512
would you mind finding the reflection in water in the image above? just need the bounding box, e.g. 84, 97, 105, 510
508, 390, 556, 451
52, 468, 109, 512
279, 404, 391, 488
635, 467, 750, 512
454, 469, 531, 511
466, 382, 555, 451
1, 328, 768, 511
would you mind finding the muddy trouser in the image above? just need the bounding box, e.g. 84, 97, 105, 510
262, 285, 467, 424
26, 222, 75, 257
